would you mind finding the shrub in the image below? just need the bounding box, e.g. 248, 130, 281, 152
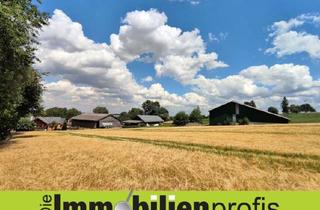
223, 116, 236, 125
61, 122, 67, 130
210, 114, 234, 125
173, 112, 189, 126
268, 107, 279, 114
16, 118, 35, 131
238, 117, 250, 125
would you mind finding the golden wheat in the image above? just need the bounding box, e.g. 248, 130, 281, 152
73, 124, 320, 155
0, 124, 319, 190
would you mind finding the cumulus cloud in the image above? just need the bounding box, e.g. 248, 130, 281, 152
36, 9, 208, 113
110, 9, 228, 83
36, 9, 320, 114
266, 14, 320, 59
141, 76, 153, 83
192, 75, 269, 99
36, 10, 141, 102
139, 83, 207, 107
240, 64, 315, 93
190, 64, 320, 110
155, 53, 227, 83
45, 80, 98, 102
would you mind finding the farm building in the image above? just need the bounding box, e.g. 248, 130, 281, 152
209, 101, 289, 125
34, 117, 66, 129
71, 114, 122, 128
123, 115, 164, 127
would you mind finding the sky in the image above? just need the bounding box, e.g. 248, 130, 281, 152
34, 0, 320, 114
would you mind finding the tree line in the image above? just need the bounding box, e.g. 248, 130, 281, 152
281, 97, 316, 114
39, 100, 205, 127
118, 100, 169, 121
244, 98, 316, 114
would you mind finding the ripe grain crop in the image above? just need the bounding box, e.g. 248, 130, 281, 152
73, 124, 320, 156
0, 124, 319, 190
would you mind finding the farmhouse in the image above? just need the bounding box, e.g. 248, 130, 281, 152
71, 113, 122, 128
209, 101, 289, 125
34, 117, 66, 129
123, 115, 164, 127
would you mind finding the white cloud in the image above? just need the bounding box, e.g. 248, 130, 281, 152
139, 83, 207, 107
155, 53, 227, 84
208, 32, 228, 42
267, 14, 320, 59
45, 80, 98, 102
240, 64, 314, 93
36, 9, 209, 113
122, 9, 168, 31
190, 64, 320, 111
36, 10, 320, 114
192, 75, 269, 99
208, 33, 218, 42
36, 9, 141, 101
141, 76, 153, 83
110, 9, 228, 83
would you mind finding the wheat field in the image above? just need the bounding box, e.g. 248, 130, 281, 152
0, 124, 320, 190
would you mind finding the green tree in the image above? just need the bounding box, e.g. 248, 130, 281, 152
189, 106, 202, 123
158, 107, 169, 121
281, 97, 289, 114
0, 0, 47, 141
141, 100, 169, 120
44, 107, 81, 119
44, 107, 68, 118
128, 108, 143, 119
16, 70, 44, 117
43, 107, 81, 119
119, 112, 130, 121
289, 104, 300, 113
267, 107, 279, 114
300, 103, 316, 112
93, 106, 109, 114
173, 111, 189, 126
66, 108, 81, 119
142, 100, 160, 115
16, 117, 35, 131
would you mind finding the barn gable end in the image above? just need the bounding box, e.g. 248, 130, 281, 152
209, 101, 289, 125
71, 114, 122, 128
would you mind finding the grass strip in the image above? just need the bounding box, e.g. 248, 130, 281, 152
65, 132, 320, 173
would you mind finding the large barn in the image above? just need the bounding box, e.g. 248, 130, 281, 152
71, 114, 122, 128
209, 101, 289, 125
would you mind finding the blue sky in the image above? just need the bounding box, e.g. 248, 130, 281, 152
34, 0, 320, 113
